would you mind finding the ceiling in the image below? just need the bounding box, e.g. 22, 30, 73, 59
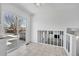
18, 3, 79, 14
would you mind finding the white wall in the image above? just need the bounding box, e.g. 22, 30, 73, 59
0, 4, 1, 20
0, 4, 1, 29
0, 4, 4, 38
0, 4, 2, 37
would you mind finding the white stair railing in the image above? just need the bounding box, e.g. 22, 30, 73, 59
37, 30, 64, 47
66, 33, 76, 56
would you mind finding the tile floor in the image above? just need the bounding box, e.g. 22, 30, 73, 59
7, 43, 66, 56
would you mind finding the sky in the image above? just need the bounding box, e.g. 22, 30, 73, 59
4, 11, 27, 28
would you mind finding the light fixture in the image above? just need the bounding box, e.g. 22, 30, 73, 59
34, 3, 41, 7
76, 36, 79, 39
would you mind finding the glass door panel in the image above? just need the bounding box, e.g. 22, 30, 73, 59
18, 16, 27, 46
4, 12, 18, 53
4, 12, 27, 53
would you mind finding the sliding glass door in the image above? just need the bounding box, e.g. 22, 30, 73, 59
4, 12, 27, 53
4, 13, 18, 52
